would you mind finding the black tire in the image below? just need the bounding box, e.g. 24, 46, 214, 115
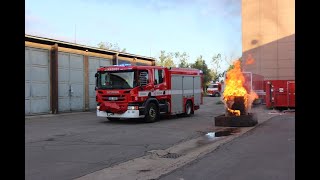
214, 92, 220, 97
185, 101, 193, 116
144, 103, 159, 123
107, 117, 119, 122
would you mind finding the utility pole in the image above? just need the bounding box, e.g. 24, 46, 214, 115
149, 35, 152, 57
74, 24, 77, 44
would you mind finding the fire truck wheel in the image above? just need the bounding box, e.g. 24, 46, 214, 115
144, 103, 159, 123
214, 92, 220, 97
185, 101, 193, 116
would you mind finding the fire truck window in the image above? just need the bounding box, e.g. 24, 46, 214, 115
158, 70, 164, 84
101, 73, 108, 86
155, 69, 164, 85
139, 71, 148, 86
155, 70, 159, 85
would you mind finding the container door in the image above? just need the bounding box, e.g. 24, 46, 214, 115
265, 81, 273, 108
273, 81, 288, 107
287, 81, 295, 107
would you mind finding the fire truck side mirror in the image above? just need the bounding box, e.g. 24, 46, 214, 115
95, 73, 99, 90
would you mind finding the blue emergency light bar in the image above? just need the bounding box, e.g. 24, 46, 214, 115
114, 64, 132, 66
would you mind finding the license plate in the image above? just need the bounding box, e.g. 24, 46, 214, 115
108, 97, 118, 101
107, 113, 114, 116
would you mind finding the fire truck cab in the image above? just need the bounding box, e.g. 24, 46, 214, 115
95, 65, 203, 122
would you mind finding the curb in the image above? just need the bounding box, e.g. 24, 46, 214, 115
25, 111, 95, 120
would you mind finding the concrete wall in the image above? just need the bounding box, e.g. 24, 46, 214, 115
242, 0, 295, 80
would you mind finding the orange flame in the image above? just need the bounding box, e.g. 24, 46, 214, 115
223, 60, 258, 116
227, 108, 241, 116
245, 54, 255, 65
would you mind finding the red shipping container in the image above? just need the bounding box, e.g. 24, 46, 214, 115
265, 80, 295, 108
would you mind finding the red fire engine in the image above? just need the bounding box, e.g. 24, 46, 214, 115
95, 65, 203, 122
206, 82, 222, 97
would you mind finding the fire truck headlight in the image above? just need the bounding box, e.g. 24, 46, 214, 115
97, 106, 100, 110
127, 106, 138, 110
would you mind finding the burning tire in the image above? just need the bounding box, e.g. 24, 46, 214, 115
144, 102, 159, 123
214, 113, 258, 127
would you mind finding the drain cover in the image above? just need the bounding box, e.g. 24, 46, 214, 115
161, 153, 182, 159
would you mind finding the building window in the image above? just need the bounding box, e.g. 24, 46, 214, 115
118, 60, 131, 65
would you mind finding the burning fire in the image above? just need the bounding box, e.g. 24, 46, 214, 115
223, 60, 258, 116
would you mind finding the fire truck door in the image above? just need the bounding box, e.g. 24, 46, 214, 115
154, 69, 166, 96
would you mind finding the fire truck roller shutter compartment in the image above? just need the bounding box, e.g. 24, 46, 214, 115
171, 75, 184, 114
193, 76, 201, 107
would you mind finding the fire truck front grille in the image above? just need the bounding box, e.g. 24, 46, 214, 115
102, 95, 126, 101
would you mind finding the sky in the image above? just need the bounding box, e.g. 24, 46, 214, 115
25, 0, 242, 72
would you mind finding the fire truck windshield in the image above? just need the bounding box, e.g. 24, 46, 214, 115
208, 84, 218, 88
97, 70, 136, 89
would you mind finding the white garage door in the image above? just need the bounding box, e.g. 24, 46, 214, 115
58, 52, 84, 112
88, 56, 112, 109
25, 47, 50, 115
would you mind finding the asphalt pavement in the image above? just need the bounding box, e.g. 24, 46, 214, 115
25, 96, 292, 180
160, 114, 295, 180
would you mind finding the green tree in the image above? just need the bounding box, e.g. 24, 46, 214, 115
175, 52, 190, 68
156, 51, 176, 67
98, 42, 127, 52
209, 70, 217, 82
211, 53, 222, 82
190, 55, 213, 90
226, 64, 234, 72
